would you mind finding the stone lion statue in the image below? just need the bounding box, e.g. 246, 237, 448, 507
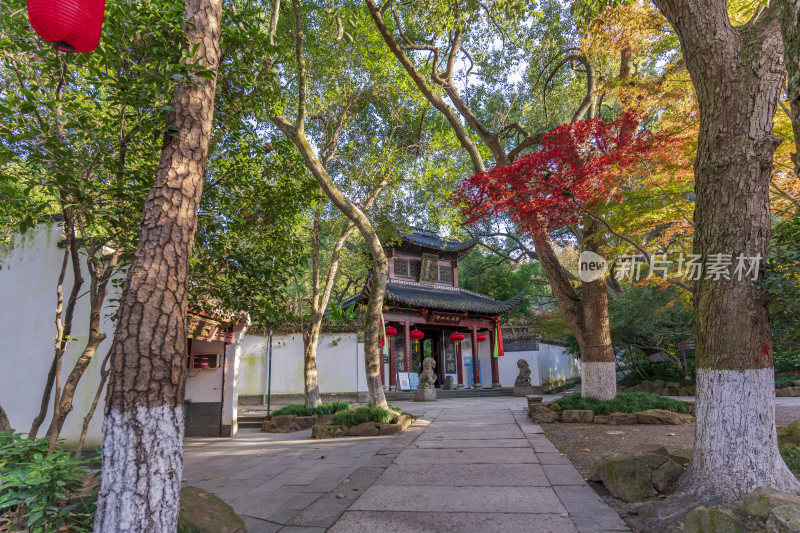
419, 357, 437, 389
515, 359, 532, 387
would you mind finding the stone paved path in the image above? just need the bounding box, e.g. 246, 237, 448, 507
183, 397, 629, 532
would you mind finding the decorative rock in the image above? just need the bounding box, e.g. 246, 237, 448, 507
377, 423, 403, 435
589, 455, 653, 502
794, 380, 800, 387
549, 402, 563, 413
418, 357, 437, 389
526, 395, 543, 411
742, 487, 800, 519
294, 415, 319, 430
443, 376, 454, 390
272, 415, 297, 428
561, 410, 595, 423
594, 414, 610, 424
531, 407, 560, 424
514, 386, 536, 397
413, 388, 437, 402
651, 458, 684, 493
311, 424, 348, 439
178, 486, 246, 533
768, 504, 800, 533
515, 359, 532, 387
635, 409, 695, 425
260, 418, 275, 432
684, 506, 746, 533
397, 413, 414, 431
607, 412, 638, 425
348, 422, 379, 437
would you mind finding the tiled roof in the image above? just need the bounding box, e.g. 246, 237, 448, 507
399, 228, 478, 255
343, 278, 521, 316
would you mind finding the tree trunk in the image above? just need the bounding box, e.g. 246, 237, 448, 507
94, 0, 221, 528
303, 328, 322, 408
779, 0, 800, 173
76, 348, 112, 457
47, 251, 119, 439
0, 404, 9, 432
653, 0, 799, 499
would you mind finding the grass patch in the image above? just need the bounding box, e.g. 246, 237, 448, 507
330, 406, 395, 427
271, 401, 351, 417
776, 375, 800, 389
781, 445, 800, 478
553, 391, 689, 415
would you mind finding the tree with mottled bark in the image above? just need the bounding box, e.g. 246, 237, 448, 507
272, 0, 390, 409
779, 0, 800, 173
651, 0, 800, 500
94, 0, 222, 529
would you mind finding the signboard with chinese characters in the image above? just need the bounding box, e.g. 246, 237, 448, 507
427, 311, 462, 326
443, 341, 458, 382
419, 253, 439, 283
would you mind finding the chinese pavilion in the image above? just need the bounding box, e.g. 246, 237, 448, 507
348, 229, 521, 390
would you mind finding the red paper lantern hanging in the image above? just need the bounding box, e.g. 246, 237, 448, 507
28, 0, 107, 53
410, 330, 425, 341
449, 332, 465, 343
385, 326, 398, 337
476, 333, 487, 343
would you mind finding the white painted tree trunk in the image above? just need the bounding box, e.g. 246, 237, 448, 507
680, 368, 800, 499
581, 361, 616, 400
95, 405, 184, 532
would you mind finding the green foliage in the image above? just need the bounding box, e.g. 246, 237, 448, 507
763, 216, 800, 373
780, 446, 800, 478
617, 373, 694, 388
553, 391, 689, 414
775, 375, 800, 389
0, 431, 96, 532
330, 406, 395, 426
271, 402, 351, 417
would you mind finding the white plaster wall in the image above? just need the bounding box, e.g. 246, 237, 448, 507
498, 343, 580, 387
0, 224, 119, 447
238, 333, 367, 396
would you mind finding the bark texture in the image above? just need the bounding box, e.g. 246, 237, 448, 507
653, 0, 798, 499
94, 0, 221, 528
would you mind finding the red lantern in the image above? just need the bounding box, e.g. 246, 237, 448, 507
410, 330, 425, 341
385, 326, 398, 337
476, 333, 487, 343
28, 0, 107, 53
421, 309, 429, 315
449, 332, 465, 343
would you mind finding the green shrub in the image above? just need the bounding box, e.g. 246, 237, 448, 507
617, 373, 695, 388
330, 406, 395, 427
0, 431, 96, 532
543, 379, 580, 394
553, 391, 689, 415
271, 401, 350, 417
781, 445, 800, 478
776, 375, 800, 389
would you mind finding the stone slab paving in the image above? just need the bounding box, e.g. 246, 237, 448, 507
184, 397, 628, 532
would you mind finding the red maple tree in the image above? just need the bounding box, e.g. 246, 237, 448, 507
453, 112, 677, 233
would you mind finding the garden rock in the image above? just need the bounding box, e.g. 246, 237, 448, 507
561, 409, 595, 423
348, 422, 379, 437
589, 447, 686, 502
635, 409, 695, 425
377, 423, 403, 435
594, 414, 610, 424
777, 388, 800, 397
768, 504, 800, 533
684, 506, 746, 533
608, 412, 639, 425
742, 487, 800, 519
530, 406, 559, 423
294, 416, 319, 430
397, 414, 414, 431
178, 486, 246, 533
311, 424, 348, 439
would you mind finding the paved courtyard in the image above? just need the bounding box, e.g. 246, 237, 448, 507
184, 397, 628, 532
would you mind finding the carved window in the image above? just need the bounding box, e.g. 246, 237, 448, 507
408, 260, 421, 279
394, 259, 409, 277
438, 265, 453, 283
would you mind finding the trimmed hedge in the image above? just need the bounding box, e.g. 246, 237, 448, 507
330, 406, 395, 427
775, 375, 800, 389
553, 391, 689, 415
271, 401, 351, 417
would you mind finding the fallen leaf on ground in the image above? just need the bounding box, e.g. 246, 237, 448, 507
353, 488, 360, 491
181, 478, 187, 482
581, 448, 591, 452
335, 493, 344, 499
667, 433, 677, 437
676, 521, 684, 530
203, 474, 213, 481
319, 455, 326, 459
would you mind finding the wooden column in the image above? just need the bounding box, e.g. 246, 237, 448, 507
490, 326, 500, 387
471, 327, 480, 388
456, 337, 464, 388
404, 318, 412, 373
388, 334, 397, 390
